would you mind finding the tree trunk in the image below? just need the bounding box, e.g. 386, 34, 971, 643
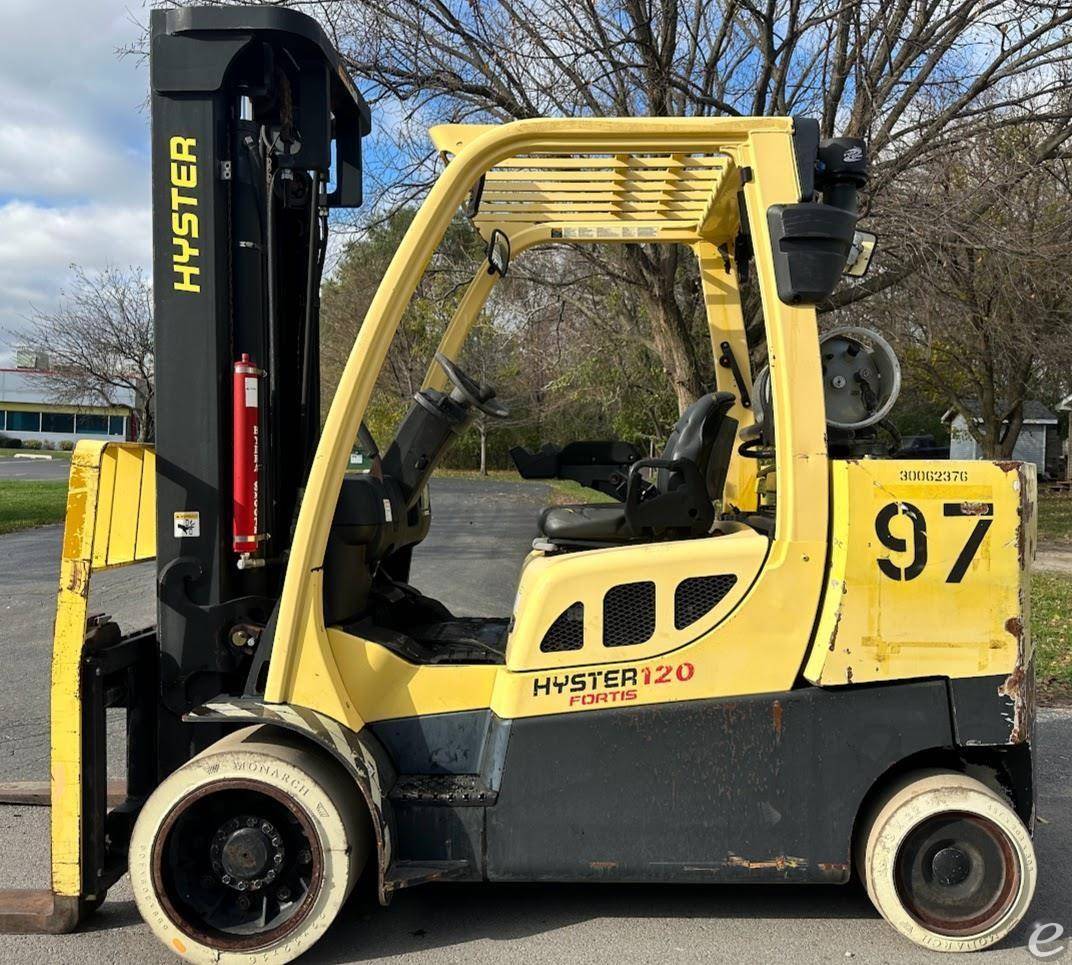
137, 400, 155, 443
625, 246, 706, 415
997, 402, 1025, 460
478, 420, 487, 476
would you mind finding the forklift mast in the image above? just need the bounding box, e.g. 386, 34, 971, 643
149, 7, 370, 771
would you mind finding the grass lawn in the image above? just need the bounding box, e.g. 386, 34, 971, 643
433, 468, 519, 482
0, 480, 68, 535
1038, 491, 1072, 544
432, 467, 616, 505
544, 478, 617, 505
1034, 572, 1072, 705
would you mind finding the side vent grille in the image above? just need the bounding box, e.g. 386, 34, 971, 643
603, 581, 656, 647
540, 602, 584, 652
674, 574, 738, 629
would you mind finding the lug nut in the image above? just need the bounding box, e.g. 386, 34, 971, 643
298, 849, 311, 864
277, 886, 291, 902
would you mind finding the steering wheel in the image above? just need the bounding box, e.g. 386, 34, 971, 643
434, 352, 510, 419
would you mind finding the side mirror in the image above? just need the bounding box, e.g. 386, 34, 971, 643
487, 229, 511, 277
844, 230, 877, 278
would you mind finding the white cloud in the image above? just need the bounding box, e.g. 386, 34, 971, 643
0, 120, 147, 204
0, 201, 151, 344
0, 0, 151, 363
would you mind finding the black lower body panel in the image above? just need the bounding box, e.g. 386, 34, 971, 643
485, 680, 955, 883
383, 678, 1032, 885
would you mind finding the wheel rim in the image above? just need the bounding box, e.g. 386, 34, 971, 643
894, 810, 1020, 937
151, 779, 324, 951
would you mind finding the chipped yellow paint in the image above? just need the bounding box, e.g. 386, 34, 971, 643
49, 441, 156, 897
804, 459, 1032, 685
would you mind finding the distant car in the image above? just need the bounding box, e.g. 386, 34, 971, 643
895, 434, 950, 459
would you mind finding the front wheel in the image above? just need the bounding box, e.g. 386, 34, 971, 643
860, 771, 1036, 952
130, 726, 368, 964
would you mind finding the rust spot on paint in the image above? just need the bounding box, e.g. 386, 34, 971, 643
726, 853, 806, 871
827, 581, 847, 651
846, 666, 854, 684
772, 700, 783, 740
999, 667, 1024, 700
998, 612, 1034, 744
817, 861, 850, 881
589, 861, 618, 871
63, 560, 90, 597
994, 460, 1020, 473
959, 501, 991, 516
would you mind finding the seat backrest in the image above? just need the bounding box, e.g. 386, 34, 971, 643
658, 392, 738, 501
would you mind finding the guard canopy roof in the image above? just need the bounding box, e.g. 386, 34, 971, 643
429, 121, 777, 246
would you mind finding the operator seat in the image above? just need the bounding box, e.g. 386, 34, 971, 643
538, 392, 738, 545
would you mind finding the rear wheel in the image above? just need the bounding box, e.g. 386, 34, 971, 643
860, 771, 1036, 952
130, 726, 368, 964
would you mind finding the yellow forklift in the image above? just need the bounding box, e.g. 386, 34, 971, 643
0, 6, 1037, 961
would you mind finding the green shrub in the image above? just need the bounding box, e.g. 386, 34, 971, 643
21, 439, 44, 450
58, 440, 75, 451
0, 434, 22, 449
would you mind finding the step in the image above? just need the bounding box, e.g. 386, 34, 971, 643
384, 860, 471, 892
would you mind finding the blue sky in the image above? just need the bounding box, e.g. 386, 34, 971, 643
0, 1, 413, 367
0, 0, 153, 364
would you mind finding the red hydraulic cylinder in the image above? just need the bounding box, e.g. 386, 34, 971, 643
232, 354, 264, 556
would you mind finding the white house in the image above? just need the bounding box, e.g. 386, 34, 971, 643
943, 401, 1058, 477
0, 367, 134, 447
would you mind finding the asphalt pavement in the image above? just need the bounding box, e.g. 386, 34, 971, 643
0, 455, 72, 481
0, 476, 1068, 963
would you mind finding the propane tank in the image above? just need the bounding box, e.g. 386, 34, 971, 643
232, 354, 265, 565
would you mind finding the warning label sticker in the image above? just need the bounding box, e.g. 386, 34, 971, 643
174, 511, 201, 538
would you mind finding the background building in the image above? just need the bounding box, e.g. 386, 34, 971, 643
0, 355, 134, 446
944, 401, 1059, 477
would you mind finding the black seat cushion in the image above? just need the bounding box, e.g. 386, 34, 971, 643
539, 502, 630, 543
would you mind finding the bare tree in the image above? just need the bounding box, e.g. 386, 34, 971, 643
301, 0, 1072, 411
17, 265, 155, 441
852, 126, 1072, 457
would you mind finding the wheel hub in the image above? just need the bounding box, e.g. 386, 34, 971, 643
210, 815, 286, 892
931, 845, 971, 887
153, 781, 323, 950
895, 811, 1020, 936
